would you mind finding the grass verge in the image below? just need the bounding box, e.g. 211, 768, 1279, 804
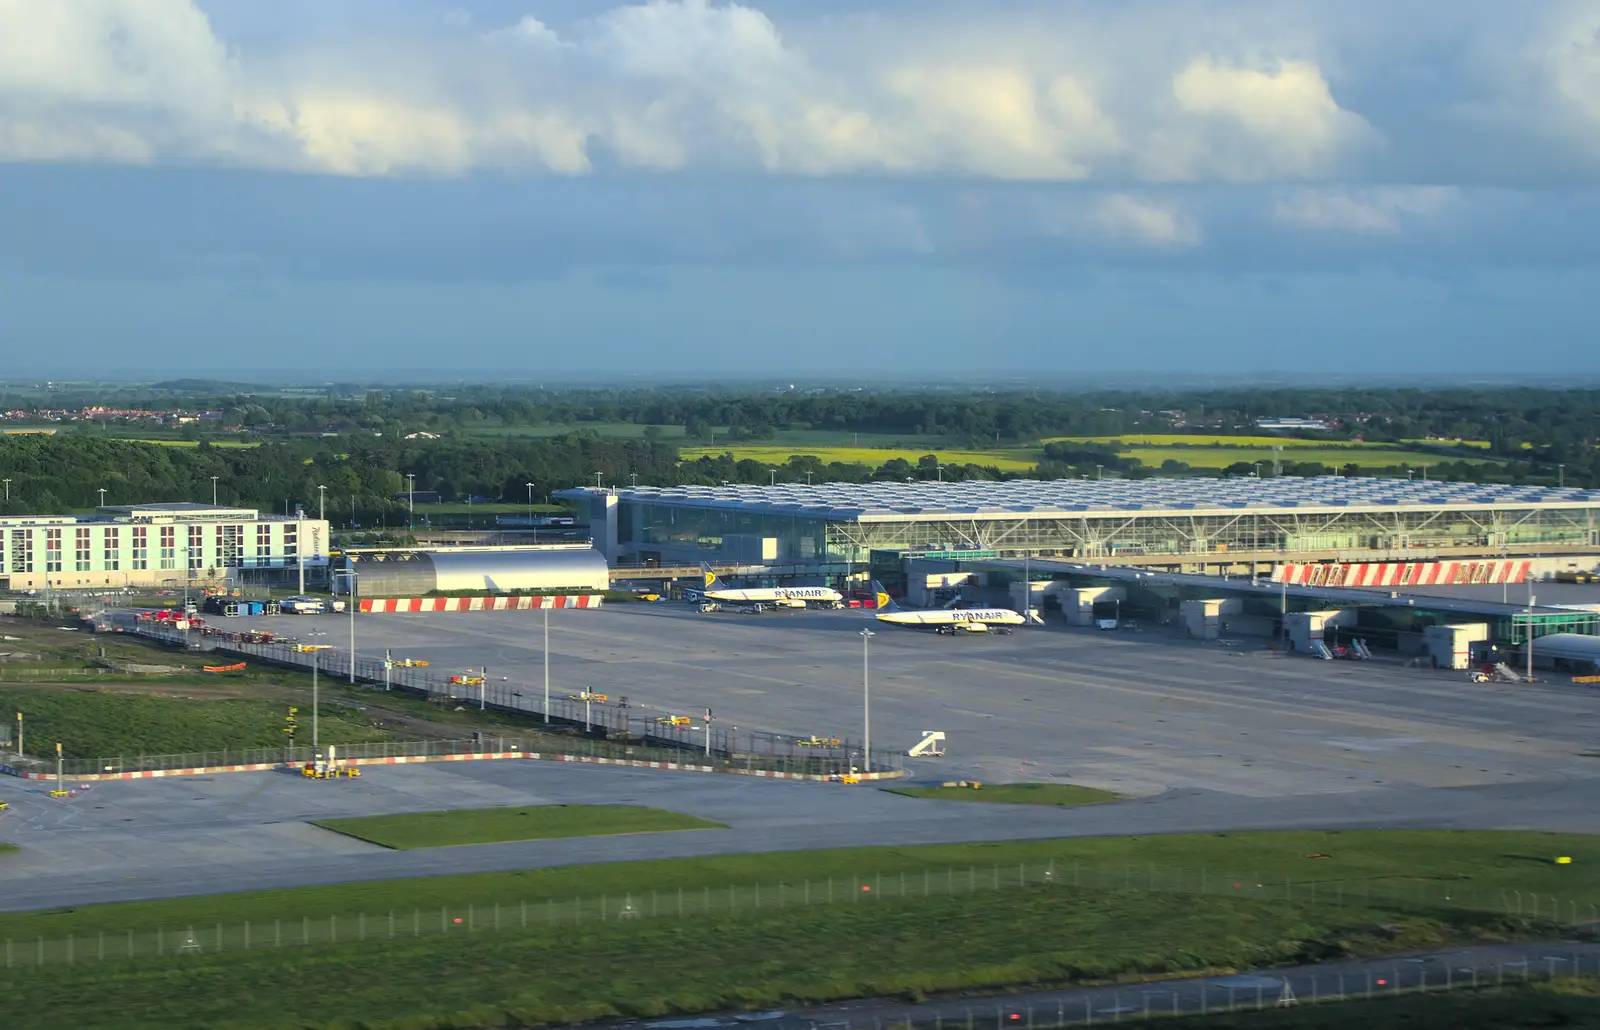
886, 783, 1120, 806
0, 879, 1568, 1030
312, 805, 724, 849
1, 831, 1594, 942
1160, 978, 1600, 1029
0, 842, 17, 857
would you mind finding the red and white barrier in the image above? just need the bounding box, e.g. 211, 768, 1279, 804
360, 594, 603, 613
1, 749, 900, 783
1270, 560, 1530, 589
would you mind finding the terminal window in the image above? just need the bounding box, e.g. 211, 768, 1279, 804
9, 529, 30, 574
188, 525, 205, 569
75, 527, 91, 571
45, 528, 61, 573
103, 527, 119, 571
131, 526, 147, 570
256, 524, 271, 558
159, 525, 176, 569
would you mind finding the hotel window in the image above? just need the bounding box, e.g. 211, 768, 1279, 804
75, 527, 91, 571
188, 525, 205, 569
131, 526, 147, 571
256, 524, 272, 558
103, 527, 120, 571
159, 525, 176, 570
220, 524, 242, 567
10, 529, 31, 573
45, 528, 62, 572
284, 524, 298, 559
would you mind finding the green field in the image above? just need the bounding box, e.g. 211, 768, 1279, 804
313, 805, 724, 849
118, 438, 260, 448
1122, 445, 1488, 469
887, 782, 1120, 806
0, 685, 401, 760
0, 842, 17, 857
1046, 434, 1352, 448
679, 444, 1038, 470
0, 830, 1592, 1030
460, 422, 687, 439
1, 830, 1592, 942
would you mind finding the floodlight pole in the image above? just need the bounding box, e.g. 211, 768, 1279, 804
860, 627, 874, 774
543, 607, 550, 722
14, 712, 21, 758
55, 741, 62, 793
481, 666, 487, 711
348, 571, 357, 684
1527, 592, 1537, 682
311, 649, 319, 751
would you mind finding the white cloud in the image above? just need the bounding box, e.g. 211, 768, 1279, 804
1093, 194, 1202, 245
1272, 186, 1459, 233
0, 0, 1589, 186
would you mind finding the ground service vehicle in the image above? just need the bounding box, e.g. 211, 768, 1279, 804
569, 691, 608, 703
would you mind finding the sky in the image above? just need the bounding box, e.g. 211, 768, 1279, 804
0, 0, 1597, 380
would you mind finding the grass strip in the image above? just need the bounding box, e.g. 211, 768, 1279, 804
1159, 977, 1600, 1029
312, 805, 724, 849
0, 880, 1557, 1030
885, 783, 1120, 806
1, 831, 1594, 942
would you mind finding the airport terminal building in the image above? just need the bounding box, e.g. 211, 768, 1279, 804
0, 503, 331, 592
560, 478, 1600, 571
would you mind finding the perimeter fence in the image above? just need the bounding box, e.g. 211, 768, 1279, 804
4, 732, 862, 778
42, 614, 904, 777
5, 858, 1597, 970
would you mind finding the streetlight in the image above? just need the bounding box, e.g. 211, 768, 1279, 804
1558, 464, 1566, 489
542, 606, 551, 722
629, 472, 638, 489
317, 485, 326, 522
594, 471, 603, 489
860, 627, 874, 775
1252, 462, 1262, 478
347, 570, 358, 684
210, 476, 219, 506
405, 473, 415, 527
96, 487, 107, 508
2, 478, 9, 502
306, 630, 327, 752
1526, 591, 1537, 683
1096, 464, 1103, 481
769, 469, 777, 486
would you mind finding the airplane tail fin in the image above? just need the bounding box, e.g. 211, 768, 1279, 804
699, 563, 725, 591
869, 580, 898, 612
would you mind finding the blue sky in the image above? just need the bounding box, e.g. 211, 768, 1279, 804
1, 0, 1597, 379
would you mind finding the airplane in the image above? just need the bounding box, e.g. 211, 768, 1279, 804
697, 565, 845, 610
869, 581, 1029, 634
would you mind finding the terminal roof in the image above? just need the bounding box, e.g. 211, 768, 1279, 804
564, 479, 1600, 521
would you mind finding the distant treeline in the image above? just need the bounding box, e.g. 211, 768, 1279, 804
0, 386, 1596, 518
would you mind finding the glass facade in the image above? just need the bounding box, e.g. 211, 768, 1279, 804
622, 502, 829, 563
619, 500, 1599, 566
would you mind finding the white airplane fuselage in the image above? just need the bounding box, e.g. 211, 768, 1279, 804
876, 608, 1026, 630
703, 586, 843, 606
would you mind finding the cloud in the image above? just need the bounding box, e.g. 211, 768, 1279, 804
1271, 185, 1460, 233
0, 0, 1508, 183
1092, 194, 1202, 245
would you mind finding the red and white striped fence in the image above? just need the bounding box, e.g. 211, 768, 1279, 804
1270, 560, 1531, 589
359, 594, 604, 613
1, 750, 900, 783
